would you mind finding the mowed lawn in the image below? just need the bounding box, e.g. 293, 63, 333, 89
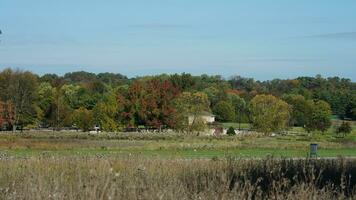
0, 128, 355, 159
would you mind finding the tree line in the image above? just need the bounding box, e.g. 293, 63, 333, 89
0, 68, 354, 133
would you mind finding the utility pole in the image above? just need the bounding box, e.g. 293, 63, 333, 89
56, 87, 60, 131
238, 107, 241, 131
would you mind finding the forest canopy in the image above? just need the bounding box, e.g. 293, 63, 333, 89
0, 68, 354, 132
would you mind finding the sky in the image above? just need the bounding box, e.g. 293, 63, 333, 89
0, 0, 356, 80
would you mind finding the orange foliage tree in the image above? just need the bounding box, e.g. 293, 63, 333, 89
118, 79, 180, 129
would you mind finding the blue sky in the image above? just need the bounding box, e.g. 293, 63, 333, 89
1, 0, 356, 80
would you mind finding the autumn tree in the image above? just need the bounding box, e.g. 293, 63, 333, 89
118, 79, 179, 129
0, 101, 4, 128
250, 95, 290, 135
0, 69, 38, 131
0, 101, 14, 130
141, 79, 179, 129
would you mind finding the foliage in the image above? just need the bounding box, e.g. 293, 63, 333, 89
72, 107, 94, 132
63, 71, 97, 84
173, 92, 210, 133
118, 79, 179, 129
169, 73, 196, 91
36, 82, 55, 127
282, 94, 310, 127
345, 95, 356, 120
0, 68, 354, 133
0, 69, 38, 130
227, 93, 247, 123
226, 126, 236, 135
305, 100, 332, 133
93, 92, 119, 132
336, 121, 352, 137
250, 95, 290, 135
213, 101, 236, 122
0, 101, 14, 130
97, 72, 129, 86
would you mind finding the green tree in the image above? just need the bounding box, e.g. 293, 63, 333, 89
282, 94, 310, 127
93, 92, 119, 132
61, 84, 81, 109
37, 82, 55, 127
63, 71, 96, 84
227, 93, 247, 129
305, 100, 332, 133
169, 73, 196, 91
173, 92, 211, 133
203, 86, 220, 107
250, 95, 290, 135
72, 107, 94, 132
213, 101, 235, 122
97, 72, 128, 86
345, 95, 356, 120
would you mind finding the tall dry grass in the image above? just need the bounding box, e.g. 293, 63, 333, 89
0, 156, 355, 199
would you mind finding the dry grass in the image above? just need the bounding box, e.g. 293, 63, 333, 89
0, 157, 355, 199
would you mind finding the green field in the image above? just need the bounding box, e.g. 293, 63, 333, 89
0, 128, 355, 158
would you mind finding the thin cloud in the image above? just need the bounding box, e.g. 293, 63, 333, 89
302, 32, 356, 39
128, 24, 191, 29
242, 58, 324, 62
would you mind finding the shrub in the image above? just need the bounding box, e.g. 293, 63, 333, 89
336, 121, 352, 137
227, 126, 236, 136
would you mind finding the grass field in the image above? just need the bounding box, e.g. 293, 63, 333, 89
0, 156, 355, 199
0, 127, 355, 158
0, 128, 355, 199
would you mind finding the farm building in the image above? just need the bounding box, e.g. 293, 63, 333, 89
188, 111, 215, 125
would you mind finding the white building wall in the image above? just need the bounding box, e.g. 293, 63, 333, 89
188, 115, 215, 125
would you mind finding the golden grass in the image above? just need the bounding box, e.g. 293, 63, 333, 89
0, 157, 355, 199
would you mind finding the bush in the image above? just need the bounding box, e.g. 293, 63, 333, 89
227, 126, 236, 136
336, 121, 352, 137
